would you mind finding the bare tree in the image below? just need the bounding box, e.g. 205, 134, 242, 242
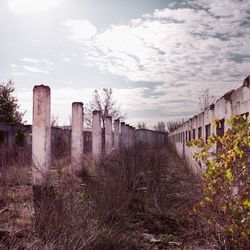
51, 114, 59, 127
167, 119, 184, 132
153, 121, 167, 133
85, 88, 126, 128
137, 121, 147, 129
199, 89, 216, 112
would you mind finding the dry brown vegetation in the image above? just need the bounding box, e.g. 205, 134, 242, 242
0, 145, 31, 168
0, 144, 218, 249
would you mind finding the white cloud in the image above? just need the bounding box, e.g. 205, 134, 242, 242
8, 0, 64, 14
15, 0, 250, 126
69, 0, 250, 121
22, 65, 49, 74
11, 58, 55, 75
12, 72, 28, 76
21, 57, 39, 63
20, 57, 54, 67
61, 57, 72, 64
83, 4, 250, 85
63, 19, 97, 42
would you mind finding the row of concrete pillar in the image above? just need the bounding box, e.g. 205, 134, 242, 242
32, 85, 136, 187
91, 111, 136, 159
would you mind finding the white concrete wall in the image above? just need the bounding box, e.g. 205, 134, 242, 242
169, 76, 250, 174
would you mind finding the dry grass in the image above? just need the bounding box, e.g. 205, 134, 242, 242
0, 143, 218, 249
0, 145, 31, 167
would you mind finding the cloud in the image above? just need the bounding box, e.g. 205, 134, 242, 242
22, 65, 49, 74
15, 0, 250, 126
63, 19, 97, 42
82, 2, 250, 87
61, 57, 72, 64
8, 0, 64, 14
61, 0, 249, 122
11, 58, 54, 75
21, 57, 54, 67
12, 72, 28, 76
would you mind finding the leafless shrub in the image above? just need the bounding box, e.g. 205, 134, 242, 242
137, 121, 147, 129
198, 88, 216, 112
167, 119, 185, 132
85, 88, 126, 128
153, 121, 167, 133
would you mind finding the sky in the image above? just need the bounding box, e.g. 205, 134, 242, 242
0, 0, 250, 127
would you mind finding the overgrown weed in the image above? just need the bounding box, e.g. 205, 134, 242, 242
0, 144, 218, 249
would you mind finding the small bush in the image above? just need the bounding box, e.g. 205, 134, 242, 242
188, 115, 250, 248
15, 129, 26, 146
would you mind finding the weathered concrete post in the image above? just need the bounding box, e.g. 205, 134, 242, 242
105, 116, 113, 155
71, 102, 84, 175
120, 122, 126, 150
92, 110, 102, 160
114, 119, 120, 151
127, 126, 130, 148
125, 124, 129, 149
32, 85, 56, 233
132, 127, 136, 148
128, 126, 132, 148
32, 85, 51, 186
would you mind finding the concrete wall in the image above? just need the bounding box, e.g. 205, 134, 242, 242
0, 122, 167, 154
135, 129, 167, 146
168, 76, 250, 174
0, 123, 92, 157
0, 122, 32, 147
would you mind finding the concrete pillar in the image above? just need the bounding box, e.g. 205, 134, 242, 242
32, 85, 51, 186
132, 127, 136, 148
127, 126, 130, 148
105, 116, 112, 155
92, 110, 102, 160
128, 126, 133, 148
71, 102, 84, 175
114, 119, 120, 151
125, 124, 129, 149
120, 122, 126, 150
